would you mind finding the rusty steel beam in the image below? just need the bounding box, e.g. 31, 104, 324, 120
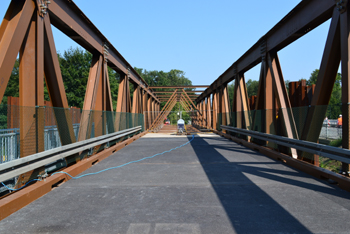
150, 86, 209, 89
179, 99, 190, 112
0, 0, 35, 101
149, 90, 177, 130
46, 0, 159, 103
182, 89, 200, 112
181, 93, 193, 111
116, 74, 131, 113
212, 92, 218, 130
181, 95, 192, 110
132, 86, 142, 114
159, 96, 196, 99
341, 5, 350, 172
0, 130, 147, 221
18, 13, 45, 187
197, 0, 335, 102
268, 53, 298, 158
115, 74, 132, 131
150, 98, 177, 131
301, 8, 341, 144
153, 91, 204, 93
206, 97, 212, 129
159, 95, 200, 97
146, 97, 152, 130
78, 55, 103, 141
43, 14, 76, 145
233, 74, 251, 130
142, 92, 148, 129
156, 94, 199, 96
202, 100, 206, 127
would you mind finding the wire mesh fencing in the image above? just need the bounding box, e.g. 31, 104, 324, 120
0, 104, 144, 194
0, 104, 144, 163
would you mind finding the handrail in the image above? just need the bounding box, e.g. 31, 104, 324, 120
220, 125, 350, 165
0, 126, 142, 183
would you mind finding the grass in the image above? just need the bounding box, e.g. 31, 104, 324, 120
329, 138, 342, 147
319, 138, 342, 173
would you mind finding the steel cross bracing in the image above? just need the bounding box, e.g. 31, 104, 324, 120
0, 0, 350, 223
191, 0, 350, 174
0, 0, 161, 187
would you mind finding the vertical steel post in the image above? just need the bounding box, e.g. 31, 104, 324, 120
341, 4, 350, 173
207, 96, 212, 129
78, 55, 103, 141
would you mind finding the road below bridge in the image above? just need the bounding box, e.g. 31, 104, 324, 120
1, 133, 350, 233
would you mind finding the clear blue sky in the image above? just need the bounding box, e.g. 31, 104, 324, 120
0, 0, 332, 85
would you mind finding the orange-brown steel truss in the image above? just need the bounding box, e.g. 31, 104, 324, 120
0, 0, 160, 186
195, 0, 350, 171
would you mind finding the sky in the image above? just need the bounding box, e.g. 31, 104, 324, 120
0, 0, 332, 86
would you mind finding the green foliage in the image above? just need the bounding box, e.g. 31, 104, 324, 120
329, 138, 342, 147
58, 47, 119, 109
135, 68, 192, 87
306, 70, 318, 86
306, 69, 341, 119
228, 83, 234, 108
1, 47, 193, 129
59, 47, 91, 108
284, 80, 290, 94
108, 68, 119, 109
246, 79, 259, 98
319, 156, 341, 173
166, 103, 191, 125
134, 67, 193, 109
4, 59, 19, 100
227, 79, 258, 109
0, 59, 20, 129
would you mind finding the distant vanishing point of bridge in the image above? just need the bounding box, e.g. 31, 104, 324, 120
1, 0, 350, 233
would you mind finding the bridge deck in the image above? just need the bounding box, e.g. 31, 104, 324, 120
1, 133, 350, 233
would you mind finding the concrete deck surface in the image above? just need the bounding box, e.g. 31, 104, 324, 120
0, 133, 350, 233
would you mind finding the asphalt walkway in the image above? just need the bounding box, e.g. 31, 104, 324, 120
0, 133, 350, 233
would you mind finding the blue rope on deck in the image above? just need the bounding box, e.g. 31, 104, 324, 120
1, 179, 41, 192
1, 135, 195, 191
51, 134, 195, 179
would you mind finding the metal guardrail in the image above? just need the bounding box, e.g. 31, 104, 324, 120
0, 124, 83, 165
0, 126, 142, 183
0, 133, 17, 164
220, 125, 350, 165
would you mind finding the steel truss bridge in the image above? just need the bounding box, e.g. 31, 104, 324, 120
0, 0, 350, 233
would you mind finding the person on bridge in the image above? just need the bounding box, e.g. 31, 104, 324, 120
337, 115, 342, 128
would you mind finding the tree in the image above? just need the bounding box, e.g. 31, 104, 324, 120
59, 47, 119, 109
228, 82, 234, 109
246, 79, 259, 98
305, 69, 342, 119
285, 80, 290, 94
306, 69, 318, 86
134, 68, 193, 109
